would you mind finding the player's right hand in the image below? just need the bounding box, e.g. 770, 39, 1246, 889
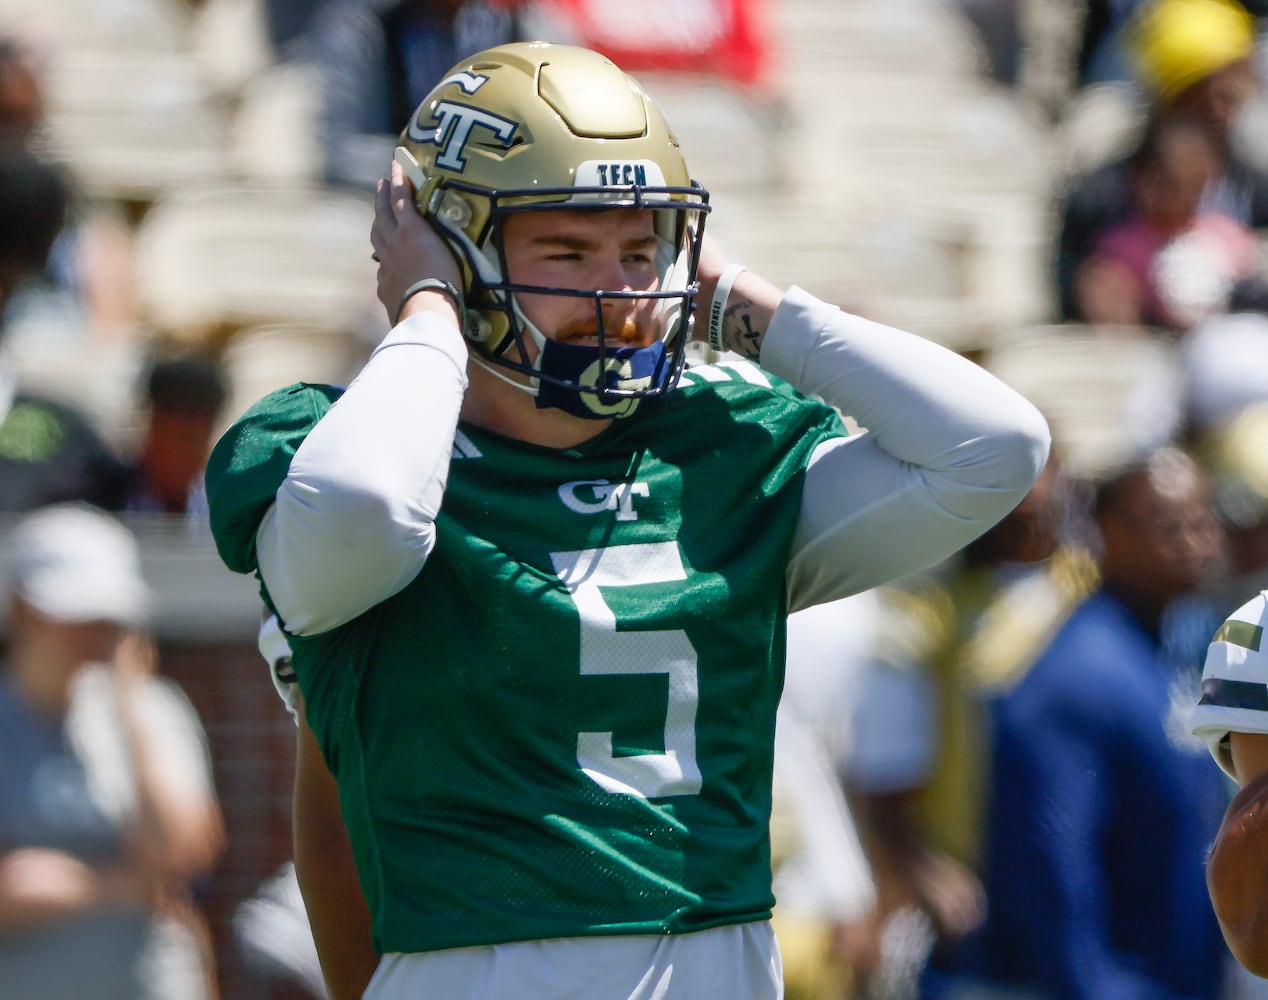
371, 160, 463, 326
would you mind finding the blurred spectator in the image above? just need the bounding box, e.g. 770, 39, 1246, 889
0, 37, 41, 150
774, 596, 882, 1000
115, 353, 229, 518
302, 0, 529, 190
0, 504, 224, 1000
1073, 118, 1260, 332
931, 447, 1229, 998
846, 458, 1096, 995
1201, 401, 1268, 592
0, 150, 127, 512
771, 705, 877, 1000
1056, 0, 1268, 321
0, 35, 138, 347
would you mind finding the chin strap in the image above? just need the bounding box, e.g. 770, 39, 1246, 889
469, 352, 535, 396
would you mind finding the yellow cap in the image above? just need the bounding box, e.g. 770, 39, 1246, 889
1206, 401, 1268, 529
1127, 0, 1255, 100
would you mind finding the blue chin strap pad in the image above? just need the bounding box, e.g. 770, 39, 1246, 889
535, 339, 669, 420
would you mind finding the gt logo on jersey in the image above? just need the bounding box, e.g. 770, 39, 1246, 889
407, 74, 517, 172
559, 479, 650, 521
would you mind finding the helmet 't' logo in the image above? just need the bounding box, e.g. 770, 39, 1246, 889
408, 73, 518, 172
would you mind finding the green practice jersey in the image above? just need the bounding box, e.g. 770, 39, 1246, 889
208, 359, 845, 954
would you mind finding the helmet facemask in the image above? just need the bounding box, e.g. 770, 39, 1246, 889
467, 184, 707, 418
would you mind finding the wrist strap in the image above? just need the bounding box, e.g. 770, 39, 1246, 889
396, 277, 465, 327
707, 264, 747, 352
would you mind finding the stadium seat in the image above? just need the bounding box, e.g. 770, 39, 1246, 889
133, 184, 381, 345
984, 323, 1185, 480
42, 47, 231, 206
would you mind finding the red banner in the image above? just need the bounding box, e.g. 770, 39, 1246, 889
539, 0, 770, 86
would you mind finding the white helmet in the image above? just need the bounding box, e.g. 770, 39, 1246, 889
1191, 588, 1268, 778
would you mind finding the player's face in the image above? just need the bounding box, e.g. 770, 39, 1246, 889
500, 208, 661, 350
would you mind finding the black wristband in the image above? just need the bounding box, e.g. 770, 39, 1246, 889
395, 277, 465, 326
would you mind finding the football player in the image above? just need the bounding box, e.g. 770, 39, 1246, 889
1193, 589, 1268, 976
206, 42, 1049, 1000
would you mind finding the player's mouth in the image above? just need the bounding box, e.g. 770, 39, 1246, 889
554, 315, 653, 347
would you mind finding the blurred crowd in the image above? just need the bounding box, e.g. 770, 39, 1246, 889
3, 0, 1268, 998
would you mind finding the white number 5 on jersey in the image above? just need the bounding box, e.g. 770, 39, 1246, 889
551, 542, 702, 798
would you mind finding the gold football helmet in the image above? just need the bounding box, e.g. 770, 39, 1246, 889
394, 41, 709, 417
